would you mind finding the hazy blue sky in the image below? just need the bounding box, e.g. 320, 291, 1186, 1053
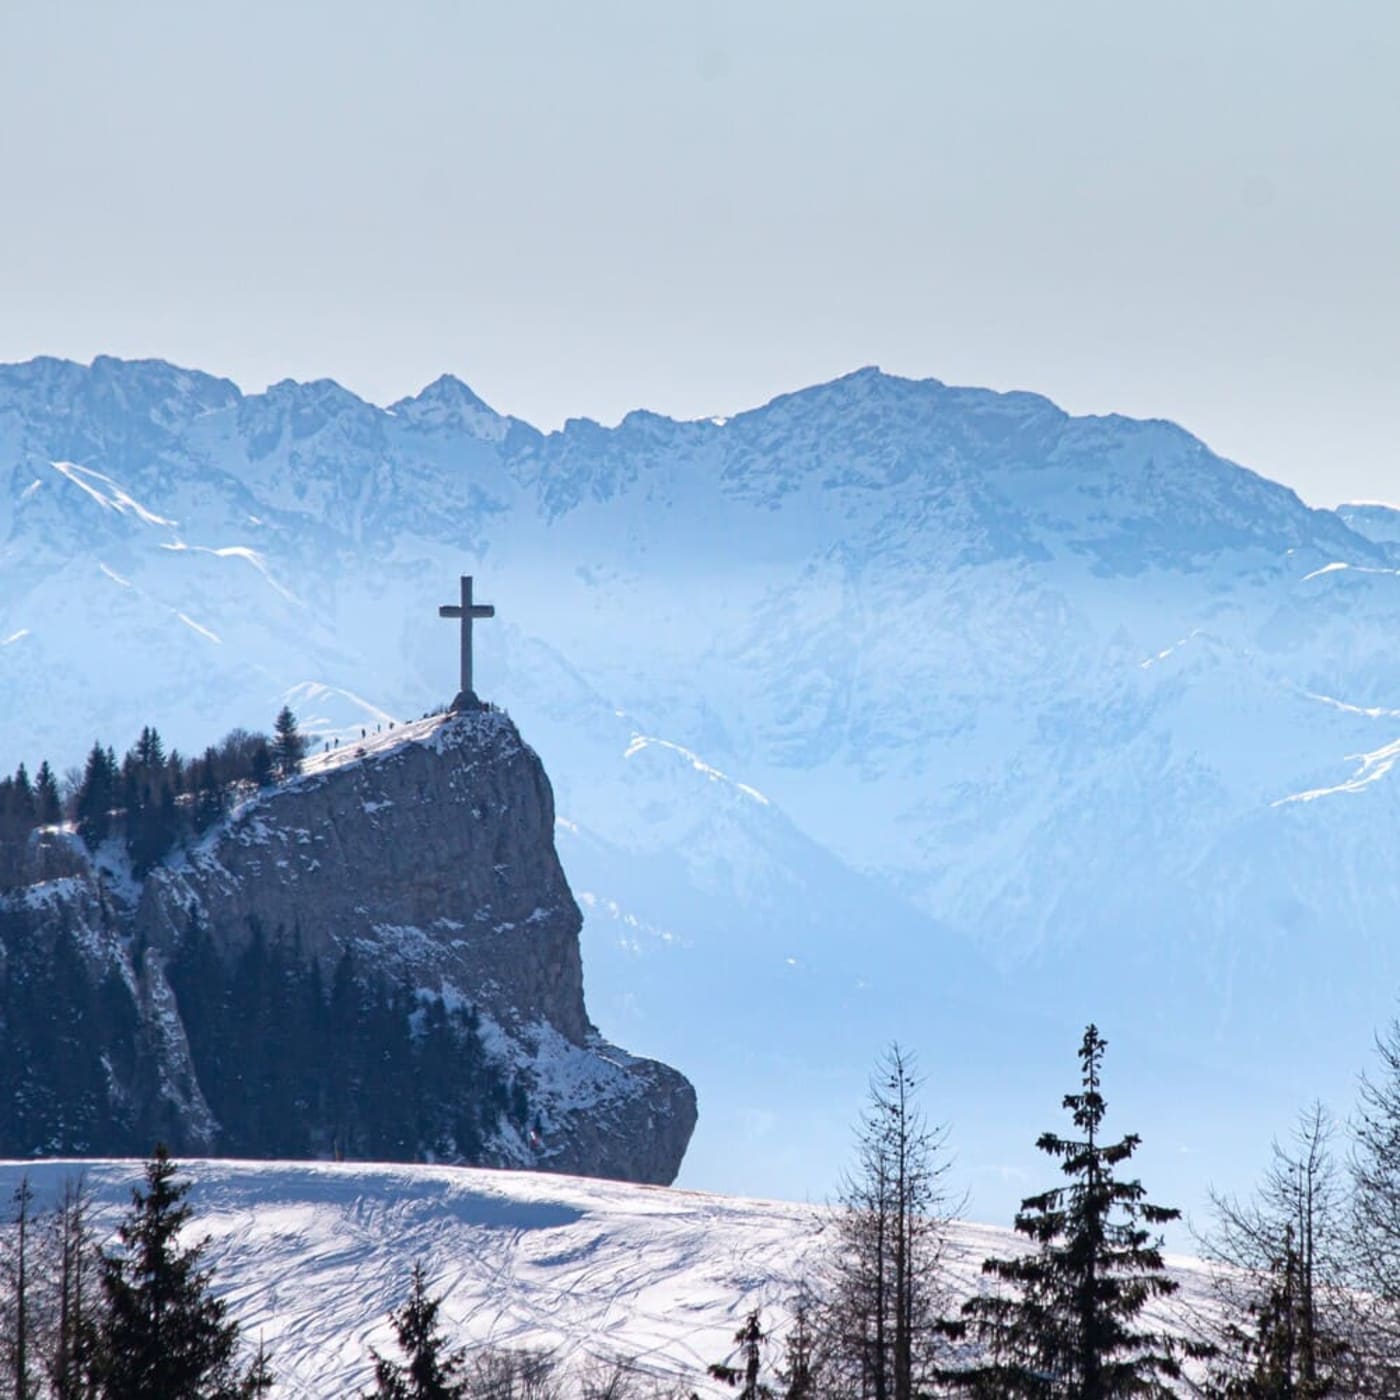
1, 1, 1396, 505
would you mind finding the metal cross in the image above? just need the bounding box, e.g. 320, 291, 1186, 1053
438, 574, 495, 705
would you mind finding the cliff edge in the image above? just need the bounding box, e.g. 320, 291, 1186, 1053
0, 709, 696, 1185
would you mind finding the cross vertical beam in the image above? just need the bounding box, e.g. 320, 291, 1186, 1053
438, 574, 495, 707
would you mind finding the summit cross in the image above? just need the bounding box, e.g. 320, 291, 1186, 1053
438, 574, 495, 708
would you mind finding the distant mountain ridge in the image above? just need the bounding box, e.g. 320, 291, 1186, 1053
3, 353, 1398, 1219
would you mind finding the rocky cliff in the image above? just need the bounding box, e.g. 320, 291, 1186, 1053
0, 709, 696, 1185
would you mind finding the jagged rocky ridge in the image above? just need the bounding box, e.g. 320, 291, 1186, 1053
0, 708, 696, 1184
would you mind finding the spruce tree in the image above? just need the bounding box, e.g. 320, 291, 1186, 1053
127, 782, 178, 877
249, 741, 273, 789
10, 765, 36, 829
96, 1147, 245, 1400
710, 1310, 774, 1400
0, 775, 17, 853
776, 1287, 821, 1400
135, 726, 166, 771
33, 761, 61, 826
365, 1261, 468, 1400
75, 744, 115, 850
193, 751, 225, 835
272, 707, 306, 780
940, 1024, 1195, 1398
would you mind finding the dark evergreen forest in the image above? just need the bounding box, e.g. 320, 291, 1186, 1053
0, 904, 532, 1165
0, 920, 145, 1157
166, 920, 531, 1163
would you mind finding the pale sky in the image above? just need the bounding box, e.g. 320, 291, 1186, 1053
1, 1, 1396, 506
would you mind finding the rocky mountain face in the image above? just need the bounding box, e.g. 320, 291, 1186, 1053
3, 354, 1399, 1218
0, 707, 696, 1185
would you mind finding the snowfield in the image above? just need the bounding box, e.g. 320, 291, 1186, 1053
0, 1159, 1217, 1399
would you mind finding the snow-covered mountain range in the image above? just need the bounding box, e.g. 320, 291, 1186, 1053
3, 355, 1398, 1222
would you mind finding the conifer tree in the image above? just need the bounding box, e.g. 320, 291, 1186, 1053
75, 744, 116, 850
193, 751, 224, 835
272, 707, 305, 780
96, 1147, 246, 1400
127, 782, 178, 877
33, 761, 61, 827
249, 741, 273, 789
119, 756, 143, 827
135, 726, 166, 772
710, 1310, 774, 1400
776, 1288, 821, 1400
0, 775, 16, 852
10, 765, 36, 829
365, 1260, 468, 1400
939, 1024, 1195, 1398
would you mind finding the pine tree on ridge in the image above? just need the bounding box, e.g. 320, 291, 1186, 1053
939, 1024, 1201, 1398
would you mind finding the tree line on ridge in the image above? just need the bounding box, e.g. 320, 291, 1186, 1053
0, 708, 308, 884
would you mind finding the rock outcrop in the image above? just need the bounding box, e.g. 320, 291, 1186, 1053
0, 710, 696, 1185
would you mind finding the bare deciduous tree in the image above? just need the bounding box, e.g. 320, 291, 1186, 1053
1199, 1103, 1358, 1397
824, 1044, 959, 1400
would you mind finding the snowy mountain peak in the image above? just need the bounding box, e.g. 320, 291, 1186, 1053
391, 373, 510, 440
1337, 501, 1400, 548
0, 354, 241, 428
254, 375, 378, 423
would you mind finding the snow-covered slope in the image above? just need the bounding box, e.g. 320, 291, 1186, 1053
0, 1159, 1216, 1400
2, 356, 1398, 1222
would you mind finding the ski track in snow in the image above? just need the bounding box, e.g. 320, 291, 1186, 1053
0, 1160, 1217, 1400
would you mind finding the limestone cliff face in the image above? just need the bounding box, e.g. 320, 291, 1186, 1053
0, 711, 696, 1185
